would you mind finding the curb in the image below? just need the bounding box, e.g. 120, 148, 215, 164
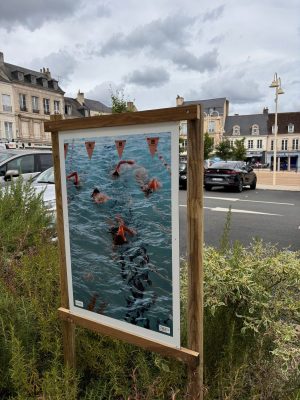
256, 184, 300, 192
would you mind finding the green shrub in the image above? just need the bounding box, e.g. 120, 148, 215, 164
0, 181, 299, 399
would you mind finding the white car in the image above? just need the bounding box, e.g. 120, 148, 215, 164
0, 149, 52, 184
32, 167, 56, 216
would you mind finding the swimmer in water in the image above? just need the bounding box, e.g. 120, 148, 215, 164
91, 187, 110, 204
110, 216, 136, 245
112, 160, 135, 177
67, 171, 81, 187
141, 178, 161, 197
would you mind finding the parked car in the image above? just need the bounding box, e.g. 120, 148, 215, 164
179, 161, 187, 189
0, 149, 53, 184
31, 166, 56, 215
204, 161, 257, 192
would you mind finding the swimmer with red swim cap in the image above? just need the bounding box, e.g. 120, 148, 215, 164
110, 215, 136, 245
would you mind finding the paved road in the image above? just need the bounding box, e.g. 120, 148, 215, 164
179, 188, 300, 257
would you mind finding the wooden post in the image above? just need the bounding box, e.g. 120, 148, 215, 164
187, 106, 204, 399
50, 115, 76, 368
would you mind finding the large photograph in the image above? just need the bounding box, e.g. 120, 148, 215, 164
60, 126, 180, 346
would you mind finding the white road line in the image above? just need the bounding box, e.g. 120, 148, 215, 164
207, 206, 283, 216
179, 204, 282, 216
204, 196, 294, 206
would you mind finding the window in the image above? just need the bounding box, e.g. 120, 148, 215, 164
248, 140, 253, 149
281, 139, 288, 151
233, 125, 240, 135
84, 109, 90, 117
7, 155, 35, 174
252, 124, 259, 135
292, 139, 299, 150
257, 139, 263, 149
271, 140, 274, 150
54, 100, 60, 114
2, 94, 12, 112
32, 96, 39, 112
4, 122, 13, 140
208, 120, 216, 133
288, 123, 294, 133
65, 104, 72, 116
38, 153, 53, 171
33, 122, 41, 139
43, 98, 50, 114
229, 140, 235, 148
19, 94, 27, 111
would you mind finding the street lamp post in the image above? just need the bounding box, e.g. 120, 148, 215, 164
269, 73, 284, 186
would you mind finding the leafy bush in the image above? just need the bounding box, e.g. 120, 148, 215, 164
0, 181, 299, 399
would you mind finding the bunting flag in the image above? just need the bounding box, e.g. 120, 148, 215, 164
64, 143, 69, 159
115, 140, 126, 158
85, 141, 95, 159
147, 137, 159, 157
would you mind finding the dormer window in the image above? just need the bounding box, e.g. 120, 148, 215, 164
233, 125, 240, 135
37, 77, 48, 88
49, 80, 58, 90
288, 123, 294, 133
252, 124, 259, 135
13, 70, 24, 81
25, 74, 37, 84
65, 104, 72, 115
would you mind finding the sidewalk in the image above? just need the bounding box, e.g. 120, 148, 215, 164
255, 170, 300, 191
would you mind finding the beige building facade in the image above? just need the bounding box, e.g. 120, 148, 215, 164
0, 51, 64, 145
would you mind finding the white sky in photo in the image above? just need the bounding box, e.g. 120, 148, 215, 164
1, 0, 299, 115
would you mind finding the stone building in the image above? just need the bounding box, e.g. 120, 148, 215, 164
267, 112, 300, 171
223, 108, 269, 164
176, 95, 229, 158
0, 51, 65, 145
64, 90, 111, 119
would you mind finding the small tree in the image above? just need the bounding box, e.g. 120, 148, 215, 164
204, 133, 214, 160
215, 139, 232, 161
111, 89, 135, 114
232, 138, 247, 161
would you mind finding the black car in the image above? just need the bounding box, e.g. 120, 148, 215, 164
204, 161, 257, 192
179, 161, 187, 189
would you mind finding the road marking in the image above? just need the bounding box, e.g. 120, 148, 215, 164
204, 196, 294, 206
179, 204, 282, 216
207, 206, 283, 216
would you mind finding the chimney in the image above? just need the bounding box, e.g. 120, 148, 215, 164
44, 67, 51, 79
263, 107, 269, 115
77, 90, 85, 105
0, 52, 4, 67
176, 95, 184, 106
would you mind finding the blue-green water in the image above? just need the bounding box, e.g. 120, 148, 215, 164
65, 132, 173, 336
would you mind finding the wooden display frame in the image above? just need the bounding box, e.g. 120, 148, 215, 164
45, 104, 204, 399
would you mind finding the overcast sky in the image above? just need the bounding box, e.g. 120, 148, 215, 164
1, 0, 299, 115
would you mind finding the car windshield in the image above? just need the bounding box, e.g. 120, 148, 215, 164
211, 162, 242, 169
0, 151, 18, 163
179, 163, 187, 171
34, 167, 55, 183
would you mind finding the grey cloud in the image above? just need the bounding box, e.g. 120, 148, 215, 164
29, 51, 76, 84
0, 0, 80, 31
124, 67, 170, 87
170, 48, 219, 72
209, 35, 224, 45
99, 14, 197, 56
200, 75, 265, 104
96, 4, 111, 18
202, 5, 225, 22
86, 82, 124, 106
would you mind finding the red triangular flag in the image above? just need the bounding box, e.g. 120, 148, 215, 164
85, 141, 95, 159
147, 137, 159, 157
115, 140, 126, 159
64, 143, 69, 159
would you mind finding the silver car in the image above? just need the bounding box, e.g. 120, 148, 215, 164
0, 149, 52, 184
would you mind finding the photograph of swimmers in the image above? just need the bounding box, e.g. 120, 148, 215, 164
64, 132, 174, 337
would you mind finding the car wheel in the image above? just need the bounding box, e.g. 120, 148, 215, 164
250, 178, 257, 190
205, 185, 212, 191
236, 178, 243, 193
